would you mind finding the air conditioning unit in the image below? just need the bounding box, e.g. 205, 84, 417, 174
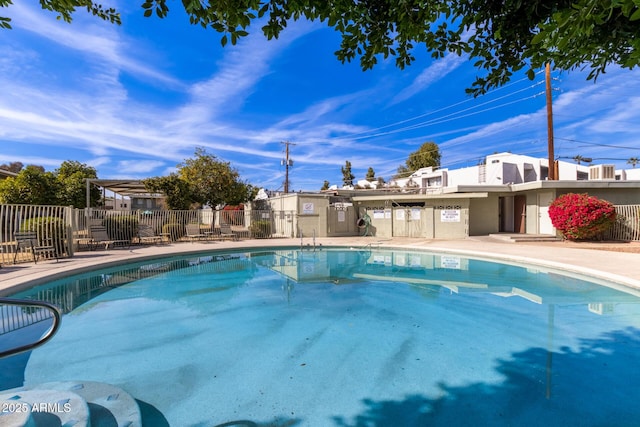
589, 165, 615, 180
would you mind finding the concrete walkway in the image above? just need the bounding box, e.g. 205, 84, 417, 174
1, 236, 639, 295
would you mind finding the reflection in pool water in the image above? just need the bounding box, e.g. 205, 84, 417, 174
3, 248, 640, 426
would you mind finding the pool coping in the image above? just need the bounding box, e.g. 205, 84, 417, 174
1, 236, 640, 296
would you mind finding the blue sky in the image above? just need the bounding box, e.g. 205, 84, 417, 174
1, 2, 639, 191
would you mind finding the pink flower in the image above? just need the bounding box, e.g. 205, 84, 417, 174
548, 193, 617, 240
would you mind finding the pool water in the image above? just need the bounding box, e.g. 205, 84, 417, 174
3, 248, 640, 426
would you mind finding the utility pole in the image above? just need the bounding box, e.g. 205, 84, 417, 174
281, 141, 295, 193
545, 63, 556, 180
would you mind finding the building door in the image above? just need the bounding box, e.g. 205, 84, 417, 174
327, 206, 356, 236
514, 195, 527, 233
499, 197, 514, 232
392, 207, 425, 237
538, 192, 555, 234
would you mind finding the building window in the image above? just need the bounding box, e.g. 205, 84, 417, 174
541, 166, 549, 180
426, 176, 442, 187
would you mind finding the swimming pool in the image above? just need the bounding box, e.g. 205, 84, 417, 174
3, 247, 640, 426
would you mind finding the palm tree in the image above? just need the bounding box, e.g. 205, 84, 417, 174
627, 157, 639, 168
572, 155, 592, 165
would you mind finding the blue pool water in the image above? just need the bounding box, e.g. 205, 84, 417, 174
3, 247, 640, 426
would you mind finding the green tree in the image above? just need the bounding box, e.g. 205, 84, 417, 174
365, 167, 376, 182
0, 165, 60, 205
0, 161, 23, 173
178, 147, 252, 208
55, 160, 100, 208
396, 141, 441, 178
225, 180, 255, 206
4, 1, 639, 95
628, 157, 639, 168
320, 180, 330, 191
143, 174, 194, 210
341, 161, 355, 187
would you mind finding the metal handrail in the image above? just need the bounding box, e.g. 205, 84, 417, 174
0, 298, 62, 358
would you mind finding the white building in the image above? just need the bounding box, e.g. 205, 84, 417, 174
388, 152, 631, 193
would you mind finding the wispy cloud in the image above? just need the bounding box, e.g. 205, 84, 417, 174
170, 21, 321, 128
8, 3, 183, 88
2, 4, 639, 189
391, 54, 468, 105
116, 159, 167, 174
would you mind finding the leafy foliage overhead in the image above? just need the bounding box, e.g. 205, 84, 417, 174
2, 1, 640, 94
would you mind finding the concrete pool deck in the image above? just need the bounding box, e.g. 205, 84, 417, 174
1, 236, 639, 295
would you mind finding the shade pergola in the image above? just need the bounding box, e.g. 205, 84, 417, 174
85, 179, 163, 208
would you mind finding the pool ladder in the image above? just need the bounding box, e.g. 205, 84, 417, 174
0, 297, 62, 358
299, 228, 318, 251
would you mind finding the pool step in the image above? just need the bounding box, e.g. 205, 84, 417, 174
0, 381, 141, 427
489, 233, 561, 243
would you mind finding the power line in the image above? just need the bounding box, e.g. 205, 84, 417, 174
555, 137, 639, 151
327, 74, 546, 143
554, 113, 640, 127
341, 91, 544, 143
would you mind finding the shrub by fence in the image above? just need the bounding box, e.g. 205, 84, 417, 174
548, 193, 617, 240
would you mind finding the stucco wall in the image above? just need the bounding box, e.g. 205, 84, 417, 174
432, 199, 469, 239
357, 203, 393, 237
355, 199, 469, 239
555, 188, 640, 205
267, 194, 299, 211
297, 196, 329, 237
469, 196, 499, 235
447, 167, 480, 186
267, 193, 331, 237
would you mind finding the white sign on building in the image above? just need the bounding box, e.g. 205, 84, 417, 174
303, 203, 314, 214
441, 209, 461, 222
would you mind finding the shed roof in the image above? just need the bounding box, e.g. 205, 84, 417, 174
86, 179, 164, 201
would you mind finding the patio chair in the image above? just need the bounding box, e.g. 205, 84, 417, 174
137, 225, 167, 245
13, 231, 58, 264
217, 223, 239, 241
185, 224, 208, 242
89, 226, 130, 250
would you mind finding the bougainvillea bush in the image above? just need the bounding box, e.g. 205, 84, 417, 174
548, 193, 617, 240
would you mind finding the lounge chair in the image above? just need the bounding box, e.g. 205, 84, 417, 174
13, 231, 58, 264
185, 224, 208, 242
89, 226, 130, 250
137, 225, 167, 245
217, 223, 239, 241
